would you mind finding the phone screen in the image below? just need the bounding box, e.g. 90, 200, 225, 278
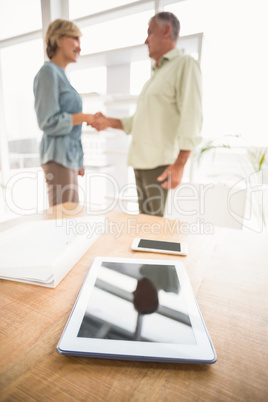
138, 239, 181, 252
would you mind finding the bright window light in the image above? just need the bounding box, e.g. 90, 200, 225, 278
166, 0, 268, 145
69, 67, 107, 94
80, 10, 152, 55
0, 0, 42, 40
1, 39, 44, 140
130, 60, 151, 95
69, 0, 140, 20
164, 0, 205, 36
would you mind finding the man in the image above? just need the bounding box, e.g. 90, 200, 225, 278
92, 12, 203, 216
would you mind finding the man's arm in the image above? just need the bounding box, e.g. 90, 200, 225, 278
157, 150, 191, 189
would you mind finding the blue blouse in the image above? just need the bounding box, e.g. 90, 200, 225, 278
33, 61, 83, 170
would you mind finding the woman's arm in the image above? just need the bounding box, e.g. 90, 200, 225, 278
72, 113, 94, 126
34, 66, 94, 135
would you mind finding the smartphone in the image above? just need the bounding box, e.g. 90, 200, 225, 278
131, 238, 188, 256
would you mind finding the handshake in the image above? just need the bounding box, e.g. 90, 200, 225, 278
86, 112, 112, 132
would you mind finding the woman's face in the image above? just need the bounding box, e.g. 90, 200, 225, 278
57, 35, 81, 64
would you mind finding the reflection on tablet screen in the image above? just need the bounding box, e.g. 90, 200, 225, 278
78, 262, 196, 344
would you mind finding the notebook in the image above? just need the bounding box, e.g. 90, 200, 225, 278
0, 216, 104, 287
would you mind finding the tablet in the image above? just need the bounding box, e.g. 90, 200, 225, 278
57, 257, 216, 364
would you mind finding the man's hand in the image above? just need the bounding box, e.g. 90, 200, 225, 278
157, 150, 191, 189
91, 112, 110, 131
157, 164, 184, 189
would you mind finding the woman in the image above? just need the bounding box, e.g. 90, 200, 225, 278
34, 19, 93, 206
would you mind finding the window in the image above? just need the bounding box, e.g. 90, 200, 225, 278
69, 0, 141, 19
69, 67, 107, 115
165, 0, 268, 145
130, 60, 151, 95
1, 40, 43, 141
0, 0, 42, 40
1, 39, 43, 169
164, 0, 205, 36
69, 67, 107, 95
80, 10, 152, 55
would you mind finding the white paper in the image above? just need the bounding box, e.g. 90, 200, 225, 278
0, 216, 104, 287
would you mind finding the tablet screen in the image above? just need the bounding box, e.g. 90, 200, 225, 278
78, 261, 196, 344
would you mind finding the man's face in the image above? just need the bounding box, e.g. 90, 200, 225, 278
145, 18, 165, 62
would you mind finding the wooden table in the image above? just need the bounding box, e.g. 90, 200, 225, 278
0, 203, 268, 401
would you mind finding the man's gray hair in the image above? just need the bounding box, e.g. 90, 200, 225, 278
153, 12, 180, 42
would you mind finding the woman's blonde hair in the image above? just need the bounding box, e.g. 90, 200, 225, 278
45, 19, 82, 59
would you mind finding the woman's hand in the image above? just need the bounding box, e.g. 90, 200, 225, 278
84, 114, 94, 125
78, 168, 85, 176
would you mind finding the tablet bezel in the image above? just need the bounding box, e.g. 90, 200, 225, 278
57, 256, 216, 364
